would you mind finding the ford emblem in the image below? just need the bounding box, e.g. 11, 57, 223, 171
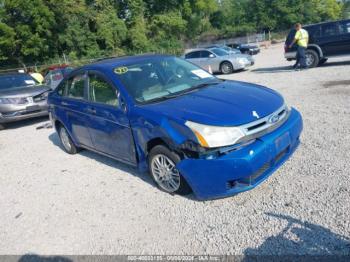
269, 114, 280, 124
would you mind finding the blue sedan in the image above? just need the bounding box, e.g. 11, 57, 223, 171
48, 55, 303, 200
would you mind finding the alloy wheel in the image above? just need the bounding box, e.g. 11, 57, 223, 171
305, 53, 314, 67
221, 62, 233, 74
151, 154, 181, 193
60, 127, 72, 152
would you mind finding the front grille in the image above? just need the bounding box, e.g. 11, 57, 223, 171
250, 162, 271, 182
237, 104, 290, 144
243, 105, 288, 134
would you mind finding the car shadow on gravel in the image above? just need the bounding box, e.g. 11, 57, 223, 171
19, 254, 72, 262
243, 213, 350, 258
319, 60, 350, 68
1, 116, 49, 130
251, 66, 293, 74
48, 132, 175, 194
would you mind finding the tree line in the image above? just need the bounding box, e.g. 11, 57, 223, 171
0, 0, 348, 68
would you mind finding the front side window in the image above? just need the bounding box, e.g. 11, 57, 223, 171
339, 21, 350, 34
210, 48, 229, 57
88, 74, 119, 107
321, 23, 338, 37
115, 57, 219, 104
200, 51, 213, 58
67, 74, 85, 99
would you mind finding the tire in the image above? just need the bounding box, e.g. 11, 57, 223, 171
58, 125, 79, 154
318, 58, 328, 66
148, 145, 192, 195
305, 49, 319, 68
220, 61, 234, 74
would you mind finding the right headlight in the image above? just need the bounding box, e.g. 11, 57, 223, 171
185, 121, 245, 148
0, 97, 26, 104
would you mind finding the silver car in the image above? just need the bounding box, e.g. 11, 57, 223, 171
184, 48, 254, 74
0, 73, 50, 129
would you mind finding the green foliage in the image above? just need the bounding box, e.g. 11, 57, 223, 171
0, 0, 347, 67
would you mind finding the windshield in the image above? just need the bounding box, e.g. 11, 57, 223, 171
210, 48, 229, 57
115, 57, 219, 104
0, 74, 38, 90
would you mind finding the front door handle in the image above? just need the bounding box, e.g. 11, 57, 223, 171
86, 108, 96, 114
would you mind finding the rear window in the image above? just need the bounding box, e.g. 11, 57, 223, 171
286, 29, 296, 45
210, 48, 228, 57
0, 74, 38, 90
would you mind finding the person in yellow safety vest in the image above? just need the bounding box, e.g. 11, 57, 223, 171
30, 72, 44, 84
289, 23, 309, 70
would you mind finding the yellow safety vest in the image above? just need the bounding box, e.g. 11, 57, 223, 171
295, 29, 309, 48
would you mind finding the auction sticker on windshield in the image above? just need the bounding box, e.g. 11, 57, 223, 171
191, 69, 212, 79
114, 67, 128, 74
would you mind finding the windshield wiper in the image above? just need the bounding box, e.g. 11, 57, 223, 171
141, 80, 224, 104
190, 80, 223, 91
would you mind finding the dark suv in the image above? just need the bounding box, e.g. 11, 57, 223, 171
285, 19, 350, 68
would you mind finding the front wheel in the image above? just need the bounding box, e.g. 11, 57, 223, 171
305, 49, 319, 68
58, 125, 79, 154
220, 61, 234, 74
148, 145, 192, 195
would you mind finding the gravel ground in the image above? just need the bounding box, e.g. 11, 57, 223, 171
1, 43, 350, 256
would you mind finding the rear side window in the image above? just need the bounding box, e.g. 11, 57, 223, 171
88, 74, 119, 107
67, 74, 85, 99
339, 21, 350, 34
321, 23, 338, 37
185, 51, 201, 59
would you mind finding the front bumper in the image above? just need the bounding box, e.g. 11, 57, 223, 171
0, 101, 48, 124
176, 108, 303, 200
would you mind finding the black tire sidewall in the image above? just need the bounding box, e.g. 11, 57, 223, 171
221, 62, 233, 74
148, 145, 192, 195
306, 49, 319, 68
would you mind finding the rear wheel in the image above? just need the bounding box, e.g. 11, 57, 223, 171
148, 145, 192, 195
220, 61, 234, 74
58, 125, 79, 154
305, 49, 319, 68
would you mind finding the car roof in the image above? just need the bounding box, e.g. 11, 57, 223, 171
304, 19, 350, 28
72, 54, 173, 73
0, 72, 30, 77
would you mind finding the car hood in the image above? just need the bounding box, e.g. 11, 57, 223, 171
0, 85, 50, 98
143, 81, 284, 126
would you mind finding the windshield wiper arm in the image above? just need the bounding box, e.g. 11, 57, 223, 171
141, 80, 224, 104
